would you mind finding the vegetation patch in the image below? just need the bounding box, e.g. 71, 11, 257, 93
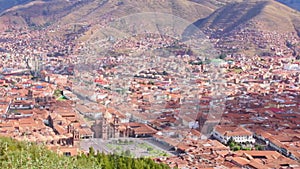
0, 137, 169, 169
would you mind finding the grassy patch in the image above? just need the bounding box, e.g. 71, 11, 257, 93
105, 140, 169, 158
57, 96, 67, 101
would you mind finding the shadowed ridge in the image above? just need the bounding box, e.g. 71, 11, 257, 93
191, 1, 268, 36
185, 0, 300, 55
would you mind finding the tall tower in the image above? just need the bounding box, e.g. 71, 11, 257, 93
101, 112, 110, 140
33, 54, 43, 79
25, 54, 43, 79
113, 115, 120, 138
27, 90, 33, 99
91, 120, 102, 138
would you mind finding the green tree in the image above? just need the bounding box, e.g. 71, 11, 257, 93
255, 145, 264, 150
147, 147, 153, 152
218, 53, 227, 59
89, 147, 95, 156
0, 136, 170, 169
124, 149, 131, 157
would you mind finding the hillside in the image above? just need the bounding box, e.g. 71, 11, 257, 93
193, 0, 300, 56
1, 0, 300, 57
0, 0, 94, 30
0, 0, 217, 31
0, 136, 169, 169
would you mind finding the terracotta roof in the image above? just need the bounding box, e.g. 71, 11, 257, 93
231, 156, 250, 166
215, 125, 252, 136
120, 122, 157, 134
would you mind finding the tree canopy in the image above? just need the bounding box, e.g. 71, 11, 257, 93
0, 137, 170, 169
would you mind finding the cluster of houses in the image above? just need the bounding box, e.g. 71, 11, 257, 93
206, 23, 299, 57
0, 20, 299, 168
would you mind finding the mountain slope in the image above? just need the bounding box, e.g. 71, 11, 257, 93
193, 0, 300, 56
0, 0, 93, 30
0, 0, 217, 31
1, 0, 300, 57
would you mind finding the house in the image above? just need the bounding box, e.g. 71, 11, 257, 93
119, 122, 157, 138
212, 125, 255, 144
230, 150, 299, 169
10, 100, 34, 110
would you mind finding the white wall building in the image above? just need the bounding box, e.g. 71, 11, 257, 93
212, 125, 255, 144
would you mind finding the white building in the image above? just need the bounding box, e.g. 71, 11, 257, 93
212, 125, 255, 144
